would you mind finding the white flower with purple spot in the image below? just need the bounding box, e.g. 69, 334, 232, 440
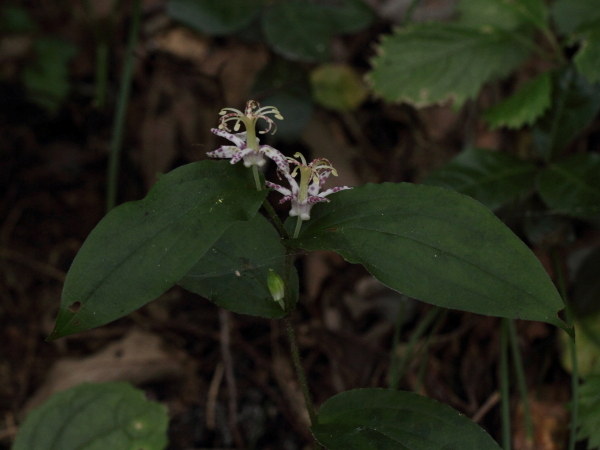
266, 153, 352, 237
207, 100, 286, 189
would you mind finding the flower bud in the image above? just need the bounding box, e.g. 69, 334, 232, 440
268, 269, 285, 310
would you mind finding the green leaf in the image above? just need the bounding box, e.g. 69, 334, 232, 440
483, 72, 552, 129
178, 214, 299, 318
551, 0, 600, 35
458, 0, 548, 32
533, 68, 600, 161
1, 6, 38, 32
22, 38, 77, 113
166, 0, 261, 36
423, 148, 537, 210
560, 315, 600, 377
262, 1, 333, 63
311, 388, 501, 450
536, 152, 600, 219
573, 24, 600, 85
12, 382, 168, 450
261, 0, 373, 63
320, 0, 375, 34
578, 375, 600, 449
368, 23, 531, 107
310, 63, 368, 112
50, 161, 266, 339
288, 183, 566, 330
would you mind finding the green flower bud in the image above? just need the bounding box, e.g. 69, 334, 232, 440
268, 269, 285, 310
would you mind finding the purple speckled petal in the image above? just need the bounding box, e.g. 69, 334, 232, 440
306, 196, 330, 204
265, 181, 292, 197
318, 169, 332, 188
319, 186, 352, 197
260, 145, 289, 172
211, 128, 246, 148
207, 145, 239, 159
230, 148, 254, 165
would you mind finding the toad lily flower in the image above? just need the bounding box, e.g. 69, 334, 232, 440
207, 100, 286, 190
266, 153, 352, 237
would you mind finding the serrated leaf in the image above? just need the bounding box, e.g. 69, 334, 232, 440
178, 214, 299, 318
287, 183, 567, 330
49, 161, 266, 339
533, 68, 600, 161
458, 0, 547, 32
483, 72, 552, 129
551, 0, 600, 35
310, 63, 368, 112
12, 382, 168, 450
574, 24, 600, 85
423, 148, 537, 210
536, 152, 600, 219
166, 0, 261, 36
312, 388, 501, 450
368, 23, 531, 107
578, 375, 600, 449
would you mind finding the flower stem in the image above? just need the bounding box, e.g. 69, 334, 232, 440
262, 199, 289, 239
106, 0, 142, 212
285, 316, 318, 427
293, 216, 303, 239
251, 164, 262, 191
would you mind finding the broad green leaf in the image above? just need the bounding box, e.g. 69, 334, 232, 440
310, 63, 368, 112
166, 0, 261, 36
178, 214, 299, 318
22, 38, 77, 113
261, 0, 374, 63
423, 148, 537, 210
312, 388, 501, 450
483, 72, 552, 129
368, 23, 531, 107
49, 161, 266, 339
572, 246, 600, 317
288, 183, 566, 330
578, 375, 600, 449
458, 0, 547, 32
573, 24, 600, 85
262, 1, 334, 62
12, 382, 168, 450
320, 0, 375, 34
551, 0, 600, 35
536, 152, 600, 219
1, 6, 37, 32
533, 68, 600, 161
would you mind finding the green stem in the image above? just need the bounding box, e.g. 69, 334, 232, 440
403, 0, 422, 24
285, 316, 318, 427
106, 0, 142, 212
552, 249, 578, 450
507, 320, 534, 444
414, 309, 448, 393
390, 306, 440, 390
252, 164, 262, 191
94, 38, 109, 108
388, 298, 407, 389
500, 319, 511, 450
293, 216, 303, 239
262, 199, 289, 239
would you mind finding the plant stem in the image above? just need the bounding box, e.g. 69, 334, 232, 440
388, 298, 406, 389
500, 319, 511, 450
284, 316, 318, 427
106, 0, 142, 212
293, 216, 303, 239
552, 249, 578, 450
252, 164, 262, 191
262, 199, 289, 239
507, 320, 534, 444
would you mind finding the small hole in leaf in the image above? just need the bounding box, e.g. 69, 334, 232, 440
68, 302, 81, 313
74, 320, 80, 326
